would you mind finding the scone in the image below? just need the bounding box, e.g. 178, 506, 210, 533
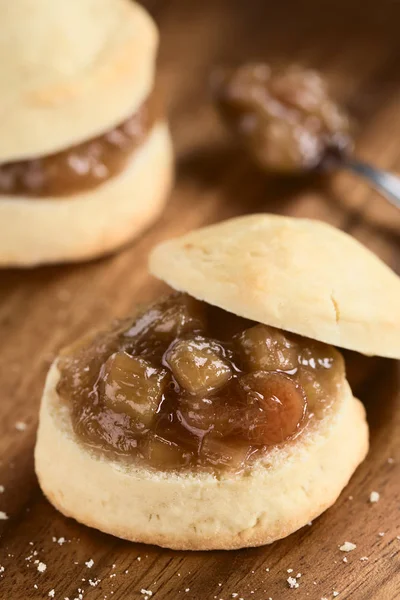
35, 215, 400, 550
0, 0, 173, 267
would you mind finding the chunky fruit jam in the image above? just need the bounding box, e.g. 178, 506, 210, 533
0, 90, 159, 198
57, 293, 344, 473
213, 62, 352, 173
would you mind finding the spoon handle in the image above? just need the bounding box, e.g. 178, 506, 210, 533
343, 157, 400, 210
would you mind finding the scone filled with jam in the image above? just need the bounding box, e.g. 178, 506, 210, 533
0, 0, 173, 267
35, 215, 400, 551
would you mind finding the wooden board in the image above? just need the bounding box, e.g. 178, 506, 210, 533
1, 1, 400, 598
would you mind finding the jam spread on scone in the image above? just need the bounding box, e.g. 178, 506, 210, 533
213, 63, 352, 172
58, 293, 344, 472
0, 91, 159, 197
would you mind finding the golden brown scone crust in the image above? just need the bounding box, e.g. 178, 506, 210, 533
0, 122, 173, 267
0, 0, 157, 160
35, 361, 368, 551
149, 214, 400, 359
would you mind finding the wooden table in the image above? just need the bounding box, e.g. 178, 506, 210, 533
1, 1, 400, 598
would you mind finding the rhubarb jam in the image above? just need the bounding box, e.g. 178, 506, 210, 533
213, 63, 352, 172
57, 293, 344, 472
0, 90, 160, 197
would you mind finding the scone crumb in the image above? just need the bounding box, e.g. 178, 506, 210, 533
339, 542, 356, 552
378, 532, 385, 537
15, 421, 27, 431
265, 568, 270, 572
141, 590, 152, 598
52, 536, 67, 545
0, 511, 8, 520
360, 556, 369, 562
185, 589, 190, 592
85, 559, 94, 568
342, 557, 348, 563
0, 566, 4, 575
287, 576, 299, 589
287, 568, 293, 573
37, 562, 47, 573
296, 573, 302, 578
137, 557, 141, 561
231, 594, 239, 598
333, 592, 339, 597
369, 491, 380, 503
48, 590, 55, 598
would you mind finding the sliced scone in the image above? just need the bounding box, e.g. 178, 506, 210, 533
36, 215, 400, 550
0, 0, 173, 266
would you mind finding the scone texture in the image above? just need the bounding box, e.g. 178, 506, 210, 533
0, 0, 157, 160
149, 214, 400, 359
35, 361, 368, 551
0, 122, 173, 267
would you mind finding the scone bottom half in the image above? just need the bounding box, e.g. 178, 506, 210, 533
32, 216, 382, 550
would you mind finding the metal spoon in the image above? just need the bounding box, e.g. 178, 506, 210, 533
340, 156, 400, 210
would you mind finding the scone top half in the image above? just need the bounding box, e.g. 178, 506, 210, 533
150, 214, 400, 359
0, 0, 157, 162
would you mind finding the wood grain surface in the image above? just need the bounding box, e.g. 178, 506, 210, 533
1, 1, 400, 598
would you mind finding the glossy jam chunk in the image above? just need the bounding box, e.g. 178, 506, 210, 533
57, 293, 344, 472
213, 63, 352, 172
124, 293, 205, 358
100, 353, 167, 426
142, 435, 191, 469
237, 372, 306, 444
0, 90, 159, 198
165, 337, 232, 394
235, 324, 298, 371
